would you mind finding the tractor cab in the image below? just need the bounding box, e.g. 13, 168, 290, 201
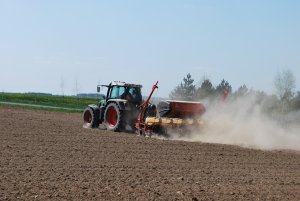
97, 81, 143, 107
106, 81, 143, 105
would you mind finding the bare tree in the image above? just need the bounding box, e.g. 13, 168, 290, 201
274, 69, 296, 102
74, 77, 79, 96
60, 76, 65, 96
274, 69, 296, 112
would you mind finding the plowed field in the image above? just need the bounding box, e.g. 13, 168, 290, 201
0, 106, 299, 200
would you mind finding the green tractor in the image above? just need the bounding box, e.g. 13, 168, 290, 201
82, 81, 150, 132
83, 81, 206, 137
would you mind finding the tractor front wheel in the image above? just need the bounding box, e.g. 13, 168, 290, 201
82, 107, 99, 128
104, 103, 124, 132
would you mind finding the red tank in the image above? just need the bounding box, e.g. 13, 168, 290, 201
157, 100, 206, 119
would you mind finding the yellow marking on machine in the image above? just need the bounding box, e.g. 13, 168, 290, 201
145, 117, 204, 126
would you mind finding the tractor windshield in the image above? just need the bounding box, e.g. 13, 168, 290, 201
109, 86, 142, 103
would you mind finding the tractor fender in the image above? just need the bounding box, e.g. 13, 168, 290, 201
106, 100, 129, 111
88, 104, 101, 120
88, 104, 100, 112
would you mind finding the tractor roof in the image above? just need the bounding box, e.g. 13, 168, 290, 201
110, 81, 142, 88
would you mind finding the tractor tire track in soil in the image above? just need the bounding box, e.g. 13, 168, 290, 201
0, 106, 299, 200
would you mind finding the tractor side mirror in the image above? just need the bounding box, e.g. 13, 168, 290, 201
97, 86, 101, 93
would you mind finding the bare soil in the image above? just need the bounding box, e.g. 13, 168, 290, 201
0, 106, 299, 200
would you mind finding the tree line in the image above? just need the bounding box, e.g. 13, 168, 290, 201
169, 70, 300, 112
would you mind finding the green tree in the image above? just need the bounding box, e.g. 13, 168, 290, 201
234, 84, 248, 97
194, 79, 215, 99
216, 79, 232, 95
169, 73, 196, 101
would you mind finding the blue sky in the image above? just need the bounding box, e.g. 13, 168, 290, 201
0, 0, 299, 97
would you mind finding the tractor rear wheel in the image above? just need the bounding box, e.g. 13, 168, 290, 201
104, 102, 124, 132
82, 107, 99, 128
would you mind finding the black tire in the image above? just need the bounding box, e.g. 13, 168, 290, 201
82, 107, 99, 128
104, 102, 124, 132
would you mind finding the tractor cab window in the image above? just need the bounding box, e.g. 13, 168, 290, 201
110, 86, 124, 99
118, 87, 125, 97
129, 87, 142, 103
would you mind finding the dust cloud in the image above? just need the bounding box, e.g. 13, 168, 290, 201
173, 94, 300, 151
